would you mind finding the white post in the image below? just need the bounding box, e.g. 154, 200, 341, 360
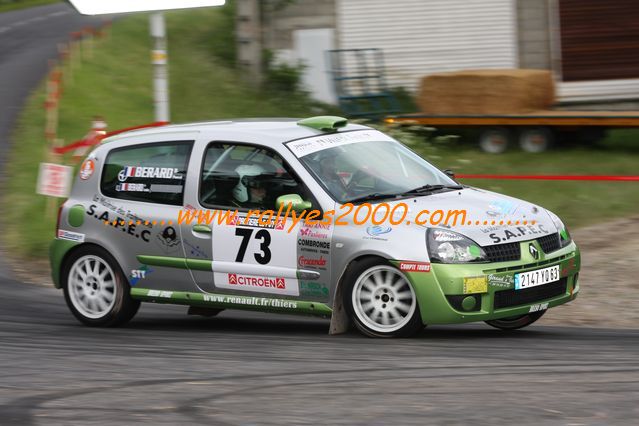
150, 13, 170, 122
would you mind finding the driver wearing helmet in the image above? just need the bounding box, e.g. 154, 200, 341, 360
314, 151, 348, 199
232, 164, 270, 208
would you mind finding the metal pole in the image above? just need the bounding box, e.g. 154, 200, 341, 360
150, 13, 170, 122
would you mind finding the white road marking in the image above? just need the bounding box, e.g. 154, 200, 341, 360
0, 10, 71, 34
49, 11, 69, 17
25, 16, 46, 23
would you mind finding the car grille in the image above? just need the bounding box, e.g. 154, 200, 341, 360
493, 278, 567, 310
537, 233, 561, 254
483, 242, 521, 262
482, 233, 561, 263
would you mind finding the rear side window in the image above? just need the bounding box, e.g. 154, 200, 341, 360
101, 142, 193, 205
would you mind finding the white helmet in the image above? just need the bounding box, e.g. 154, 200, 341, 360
233, 164, 265, 203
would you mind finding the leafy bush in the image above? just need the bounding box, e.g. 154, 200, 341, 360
262, 49, 306, 94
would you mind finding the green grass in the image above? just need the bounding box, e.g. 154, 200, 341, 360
2, 8, 334, 258
3, 7, 639, 259
0, 0, 59, 13
408, 130, 639, 230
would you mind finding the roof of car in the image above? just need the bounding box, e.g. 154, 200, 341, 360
100, 118, 372, 146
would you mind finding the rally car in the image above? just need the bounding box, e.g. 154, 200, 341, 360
50, 116, 580, 337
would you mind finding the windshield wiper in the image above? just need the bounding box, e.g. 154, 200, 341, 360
344, 192, 400, 204
345, 184, 463, 204
401, 184, 463, 196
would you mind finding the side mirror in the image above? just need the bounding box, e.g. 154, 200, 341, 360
443, 169, 455, 179
276, 194, 312, 213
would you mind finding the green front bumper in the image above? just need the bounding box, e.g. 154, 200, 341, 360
396, 241, 580, 325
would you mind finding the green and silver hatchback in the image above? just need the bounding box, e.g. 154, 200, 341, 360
50, 116, 580, 337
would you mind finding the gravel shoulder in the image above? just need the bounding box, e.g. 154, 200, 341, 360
541, 215, 639, 328
4, 216, 638, 329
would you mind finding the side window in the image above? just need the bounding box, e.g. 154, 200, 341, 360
200, 142, 315, 211
101, 142, 193, 205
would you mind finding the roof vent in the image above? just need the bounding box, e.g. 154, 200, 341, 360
297, 116, 348, 132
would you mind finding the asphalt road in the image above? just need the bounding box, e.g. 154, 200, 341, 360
0, 3, 100, 178
1, 4, 638, 426
0, 3, 99, 279
1, 278, 638, 425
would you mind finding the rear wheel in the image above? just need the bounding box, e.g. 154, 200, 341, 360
484, 310, 546, 330
63, 246, 140, 327
344, 259, 423, 338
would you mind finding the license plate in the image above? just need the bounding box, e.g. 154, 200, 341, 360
514, 265, 560, 290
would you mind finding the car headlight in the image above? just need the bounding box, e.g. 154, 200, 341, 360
550, 214, 572, 248
427, 229, 487, 263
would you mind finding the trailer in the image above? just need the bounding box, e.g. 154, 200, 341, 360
326, 49, 639, 153
385, 111, 639, 153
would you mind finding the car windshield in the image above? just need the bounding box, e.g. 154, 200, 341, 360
297, 139, 459, 203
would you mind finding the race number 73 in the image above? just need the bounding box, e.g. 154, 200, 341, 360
235, 228, 271, 265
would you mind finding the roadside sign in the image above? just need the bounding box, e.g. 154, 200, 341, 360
68, 0, 225, 15
37, 163, 73, 198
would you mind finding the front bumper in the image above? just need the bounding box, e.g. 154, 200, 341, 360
396, 241, 580, 325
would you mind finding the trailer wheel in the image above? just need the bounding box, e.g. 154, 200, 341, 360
479, 128, 511, 154
519, 127, 554, 153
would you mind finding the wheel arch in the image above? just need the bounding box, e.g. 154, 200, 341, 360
58, 241, 141, 327
328, 253, 390, 335
52, 241, 121, 289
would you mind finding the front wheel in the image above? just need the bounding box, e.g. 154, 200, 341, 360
62, 246, 140, 327
344, 259, 423, 338
484, 310, 546, 330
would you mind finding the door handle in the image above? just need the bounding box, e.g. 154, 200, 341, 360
192, 225, 212, 234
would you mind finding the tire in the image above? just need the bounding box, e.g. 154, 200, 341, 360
62, 246, 140, 327
478, 128, 511, 154
518, 127, 554, 153
343, 258, 423, 338
484, 310, 546, 330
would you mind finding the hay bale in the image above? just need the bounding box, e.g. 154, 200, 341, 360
417, 69, 555, 114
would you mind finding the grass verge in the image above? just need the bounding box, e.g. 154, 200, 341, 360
413, 136, 639, 230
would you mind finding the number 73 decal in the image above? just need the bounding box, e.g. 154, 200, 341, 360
235, 228, 271, 265
211, 219, 303, 296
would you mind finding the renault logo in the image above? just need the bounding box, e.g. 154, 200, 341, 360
529, 243, 539, 260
